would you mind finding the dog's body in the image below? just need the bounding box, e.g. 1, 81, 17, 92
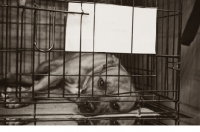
1, 53, 138, 125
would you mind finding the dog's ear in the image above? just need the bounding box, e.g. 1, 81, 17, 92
103, 55, 119, 69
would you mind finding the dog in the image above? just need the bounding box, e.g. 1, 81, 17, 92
1, 53, 139, 125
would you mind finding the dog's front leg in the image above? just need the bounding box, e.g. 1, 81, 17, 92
28, 65, 65, 92
1, 64, 67, 108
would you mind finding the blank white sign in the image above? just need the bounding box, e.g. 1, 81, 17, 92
65, 3, 157, 54
65, 3, 94, 52
132, 8, 157, 54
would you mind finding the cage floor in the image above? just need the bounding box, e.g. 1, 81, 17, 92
0, 103, 160, 125
0, 83, 169, 125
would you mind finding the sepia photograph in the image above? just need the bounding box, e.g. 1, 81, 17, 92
0, 0, 199, 126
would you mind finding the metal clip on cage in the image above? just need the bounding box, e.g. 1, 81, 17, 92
33, 2, 55, 53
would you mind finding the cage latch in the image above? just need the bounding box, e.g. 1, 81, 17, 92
33, 2, 55, 52
172, 62, 181, 71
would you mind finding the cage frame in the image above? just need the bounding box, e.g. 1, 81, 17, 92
0, 0, 183, 125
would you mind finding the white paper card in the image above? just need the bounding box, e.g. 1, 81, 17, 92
132, 8, 157, 54
94, 4, 133, 53
65, 3, 157, 54
65, 3, 94, 52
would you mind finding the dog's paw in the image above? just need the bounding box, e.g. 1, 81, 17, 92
1, 87, 32, 108
5, 118, 29, 125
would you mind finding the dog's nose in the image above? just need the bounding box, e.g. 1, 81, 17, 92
80, 89, 87, 94
77, 120, 93, 125
78, 101, 96, 113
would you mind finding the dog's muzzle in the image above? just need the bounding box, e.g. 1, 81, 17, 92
77, 119, 94, 125
77, 101, 96, 113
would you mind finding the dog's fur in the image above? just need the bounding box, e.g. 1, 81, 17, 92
1, 53, 138, 125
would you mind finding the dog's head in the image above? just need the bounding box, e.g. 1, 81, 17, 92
77, 55, 138, 119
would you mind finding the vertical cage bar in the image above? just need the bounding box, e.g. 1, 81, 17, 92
32, 0, 37, 98
161, 0, 164, 96
78, 0, 83, 98
0, 0, 3, 78
175, 0, 183, 125
48, 7, 52, 98
130, 0, 134, 98
155, 0, 160, 118
38, 0, 41, 71
105, 53, 107, 96
129, 0, 137, 111
5, 0, 9, 92
62, 0, 67, 97
147, 55, 149, 90
53, 0, 56, 58
118, 54, 121, 96
32, 0, 37, 125
164, 0, 169, 98
151, 55, 154, 91
45, 0, 48, 61
19, 7, 25, 103
92, 0, 96, 98
15, 0, 20, 100
23, 2, 26, 73
8, 0, 11, 73
172, 0, 176, 99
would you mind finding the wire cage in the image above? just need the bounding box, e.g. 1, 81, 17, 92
0, 0, 182, 125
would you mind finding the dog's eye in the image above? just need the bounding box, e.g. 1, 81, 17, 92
110, 101, 120, 110
110, 120, 119, 125
98, 78, 106, 89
